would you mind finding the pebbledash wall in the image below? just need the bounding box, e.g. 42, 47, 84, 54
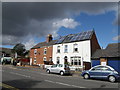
52, 40, 91, 70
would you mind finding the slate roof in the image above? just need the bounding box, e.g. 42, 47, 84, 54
92, 43, 120, 59
31, 40, 57, 49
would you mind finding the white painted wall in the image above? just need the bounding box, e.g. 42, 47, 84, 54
52, 40, 91, 67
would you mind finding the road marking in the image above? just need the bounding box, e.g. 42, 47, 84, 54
45, 80, 86, 88
9, 72, 31, 78
0, 83, 19, 90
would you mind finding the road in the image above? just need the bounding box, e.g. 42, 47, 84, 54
1, 65, 120, 89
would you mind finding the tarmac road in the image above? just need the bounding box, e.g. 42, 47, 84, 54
1, 65, 120, 89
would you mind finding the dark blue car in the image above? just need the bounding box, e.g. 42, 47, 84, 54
81, 65, 120, 82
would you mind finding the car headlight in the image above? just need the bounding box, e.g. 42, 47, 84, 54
114, 71, 118, 74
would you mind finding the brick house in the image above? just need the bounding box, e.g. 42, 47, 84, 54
30, 34, 56, 66
91, 43, 120, 73
52, 30, 101, 70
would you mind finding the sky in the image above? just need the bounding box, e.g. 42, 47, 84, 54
1, 2, 119, 50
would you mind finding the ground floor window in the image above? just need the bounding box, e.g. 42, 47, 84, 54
71, 57, 81, 66
57, 57, 60, 64
34, 58, 36, 64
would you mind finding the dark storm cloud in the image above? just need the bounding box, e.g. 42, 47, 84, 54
2, 2, 117, 45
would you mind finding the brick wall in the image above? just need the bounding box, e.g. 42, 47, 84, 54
30, 46, 53, 65
91, 32, 101, 56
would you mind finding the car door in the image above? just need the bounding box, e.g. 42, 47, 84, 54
101, 66, 112, 78
89, 66, 103, 78
50, 64, 57, 73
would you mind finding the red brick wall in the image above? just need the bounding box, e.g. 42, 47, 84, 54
30, 46, 53, 65
91, 32, 101, 56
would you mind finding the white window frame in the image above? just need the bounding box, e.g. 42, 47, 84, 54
73, 44, 78, 52
44, 48, 47, 55
34, 49, 37, 55
57, 57, 60, 64
57, 46, 60, 53
70, 57, 81, 66
64, 45, 68, 53
43, 57, 47, 61
34, 58, 36, 64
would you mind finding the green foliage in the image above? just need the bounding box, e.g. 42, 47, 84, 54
12, 43, 26, 57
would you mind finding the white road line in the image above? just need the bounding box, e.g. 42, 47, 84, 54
9, 72, 31, 78
4, 67, 86, 88
45, 79, 86, 88
44, 80, 55, 83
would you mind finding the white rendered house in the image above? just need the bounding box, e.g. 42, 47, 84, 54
52, 30, 101, 70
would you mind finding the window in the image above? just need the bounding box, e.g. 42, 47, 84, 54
44, 48, 47, 55
43, 57, 47, 61
73, 44, 78, 52
51, 64, 57, 68
57, 46, 60, 53
34, 49, 37, 55
64, 45, 68, 53
34, 58, 36, 64
58, 64, 63, 67
70, 57, 81, 66
57, 57, 60, 64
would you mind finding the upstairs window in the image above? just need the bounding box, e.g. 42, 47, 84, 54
57, 46, 60, 53
44, 48, 47, 55
64, 45, 68, 53
73, 44, 78, 52
34, 49, 37, 55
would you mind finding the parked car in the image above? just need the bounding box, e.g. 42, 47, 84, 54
46, 64, 71, 76
81, 65, 120, 82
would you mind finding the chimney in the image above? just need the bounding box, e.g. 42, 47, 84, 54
46, 34, 53, 43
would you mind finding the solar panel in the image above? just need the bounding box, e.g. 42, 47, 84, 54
63, 35, 74, 43
70, 34, 78, 42
56, 30, 93, 43
55, 36, 66, 44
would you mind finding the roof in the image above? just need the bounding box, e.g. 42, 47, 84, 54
31, 40, 57, 49
92, 43, 120, 59
0, 47, 12, 54
0, 47, 12, 57
55, 30, 94, 44
31, 30, 94, 49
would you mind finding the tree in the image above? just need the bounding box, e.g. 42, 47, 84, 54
12, 43, 26, 57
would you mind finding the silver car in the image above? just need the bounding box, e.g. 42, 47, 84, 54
46, 64, 71, 76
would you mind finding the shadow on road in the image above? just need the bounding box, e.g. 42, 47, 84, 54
3, 79, 42, 89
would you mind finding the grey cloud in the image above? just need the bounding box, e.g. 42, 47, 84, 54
2, 2, 118, 45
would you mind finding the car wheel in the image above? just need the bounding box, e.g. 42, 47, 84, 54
60, 71, 64, 76
83, 74, 89, 79
46, 70, 50, 74
108, 76, 116, 82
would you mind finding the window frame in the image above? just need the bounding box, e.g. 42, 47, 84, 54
64, 45, 68, 53
34, 58, 36, 64
57, 46, 60, 53
73, 44, 78, 52
44, 48, 47, 55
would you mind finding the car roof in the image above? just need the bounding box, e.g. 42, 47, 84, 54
90, 65, 115, 71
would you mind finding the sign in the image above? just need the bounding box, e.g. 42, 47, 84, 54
101, 62, 106, 66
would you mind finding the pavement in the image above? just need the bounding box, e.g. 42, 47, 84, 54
1, 65, 120, 89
